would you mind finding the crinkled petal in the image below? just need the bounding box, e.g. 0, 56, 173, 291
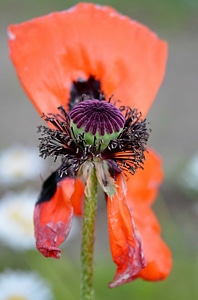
107, 174, 146, 288
34, 177, 76, 258
126, 148, 163, 207
132, 206, 172, 280
125, 147, 172, 281
8, 3, 167, 117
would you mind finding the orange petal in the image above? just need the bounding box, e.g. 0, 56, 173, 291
138, 234, 172, 281
133, 206, 172, 280
34, 177, 75, 258
126, 148, 163, 207
133, 205, 161, 233
70, 177, 84, 216
8, 3, 167, 117
107, 174, 146, 288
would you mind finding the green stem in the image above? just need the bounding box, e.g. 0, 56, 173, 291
80, 167, 98, 300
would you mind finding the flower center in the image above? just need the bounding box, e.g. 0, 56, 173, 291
38, 103, 149, 180
10, 208, 34, 235
7, 297, 26, 300
70, 99, 125, 149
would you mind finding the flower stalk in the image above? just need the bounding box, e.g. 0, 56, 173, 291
80, 166, 98, 300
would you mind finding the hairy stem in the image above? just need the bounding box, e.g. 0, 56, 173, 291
80, 167, 98, 300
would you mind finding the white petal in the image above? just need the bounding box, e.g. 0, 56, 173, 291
0, 269, 53, 300
0, 145, 47, 186
180, 152, 198, 190
0, 190, 37, 250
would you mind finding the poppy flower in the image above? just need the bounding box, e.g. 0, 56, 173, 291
8, 2, 172, 288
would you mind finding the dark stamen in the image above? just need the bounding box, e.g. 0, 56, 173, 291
38, 103, 149, 180
102, 107, 149, 176
69, 76, 102, 111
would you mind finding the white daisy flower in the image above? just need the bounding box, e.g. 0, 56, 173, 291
0, 269, 53, 300
0, 190, 37, 250
181, 152, 198, 190
0, 145, 47, 186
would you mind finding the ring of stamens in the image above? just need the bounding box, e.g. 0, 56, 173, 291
38, 98, 149, 178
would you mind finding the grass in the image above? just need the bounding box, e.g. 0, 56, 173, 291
1, 250, 196, 300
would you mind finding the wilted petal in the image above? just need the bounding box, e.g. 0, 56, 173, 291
34, 177, 76, 258
133, 205, 172, 280
125, 147, 172, 280
95, 160, 116, 197
107, 174, 146, 288
138, 234, 172, 281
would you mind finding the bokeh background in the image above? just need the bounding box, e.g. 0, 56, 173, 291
0, 0, 198, 299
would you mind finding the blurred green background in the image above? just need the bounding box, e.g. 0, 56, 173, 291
0, 0, 198, 299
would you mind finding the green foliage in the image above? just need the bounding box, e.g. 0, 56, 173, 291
1, 0, 198, 31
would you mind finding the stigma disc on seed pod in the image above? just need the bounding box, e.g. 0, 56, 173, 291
70, 99, 125, 150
